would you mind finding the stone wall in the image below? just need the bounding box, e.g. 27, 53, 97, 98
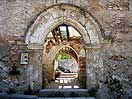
0, 0, 132, 98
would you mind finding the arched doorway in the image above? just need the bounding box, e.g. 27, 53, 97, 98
43, 24, 87, 89
45, 46, 80, 89
25, 4, 104, 90
54, 46, 79, 79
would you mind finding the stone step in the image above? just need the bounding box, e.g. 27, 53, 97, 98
0, 93, 37, 99
39, 89, 88, 97
0, 93, 96, 99
45, 77, 81, 89
59, 73, 77, 78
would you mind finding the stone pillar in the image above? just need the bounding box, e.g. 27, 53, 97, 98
27, 44, 44, 90
78, 56, 86, 88
85, 44, 103, 89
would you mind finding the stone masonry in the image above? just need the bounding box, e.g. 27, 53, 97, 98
0, 0, 132, 99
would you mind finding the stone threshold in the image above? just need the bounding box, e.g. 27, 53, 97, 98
40, 89, 88, 97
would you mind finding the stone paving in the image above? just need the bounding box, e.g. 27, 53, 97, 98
45, 73, 81, 89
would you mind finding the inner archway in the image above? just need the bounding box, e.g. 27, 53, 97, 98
46, 47, 80, 89
55, 47, 79, 76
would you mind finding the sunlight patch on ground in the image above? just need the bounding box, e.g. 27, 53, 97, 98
73, 85, 79, 88
63, 86, 72, 89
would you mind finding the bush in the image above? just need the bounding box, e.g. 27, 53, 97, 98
8, 66, 20, 79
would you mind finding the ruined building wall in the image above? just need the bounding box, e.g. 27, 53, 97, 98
0, 0, 132, 98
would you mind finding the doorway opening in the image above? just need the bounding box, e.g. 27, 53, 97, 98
55, 47, 78, 77
43, 24, 86, 89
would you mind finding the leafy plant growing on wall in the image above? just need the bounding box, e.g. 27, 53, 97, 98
8, 66, 20, 79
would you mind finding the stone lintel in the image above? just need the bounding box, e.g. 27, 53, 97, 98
27, 43, 44, 49
84, 43, 102, 49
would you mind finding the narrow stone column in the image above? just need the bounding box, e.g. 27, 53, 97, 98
78, 56, 87, 88
27, 44, 44, 90
85, 44, 103, 89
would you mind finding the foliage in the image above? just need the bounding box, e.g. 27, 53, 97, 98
56, 54, 71, 60
8, 66, 20, 77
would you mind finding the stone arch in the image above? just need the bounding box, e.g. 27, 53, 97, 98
25, 4, 104, 90
25, 4, 104, 45
43, 44, 79, 82
49, 45, 79, 62
52, 45, 79, 79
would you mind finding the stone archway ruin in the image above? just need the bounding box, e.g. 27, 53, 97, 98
25, 4, 104, 90
25, 4, 104, 44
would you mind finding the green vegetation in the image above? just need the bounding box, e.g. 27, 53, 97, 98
56, 54, 71, 60
8, 66, 20, 78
